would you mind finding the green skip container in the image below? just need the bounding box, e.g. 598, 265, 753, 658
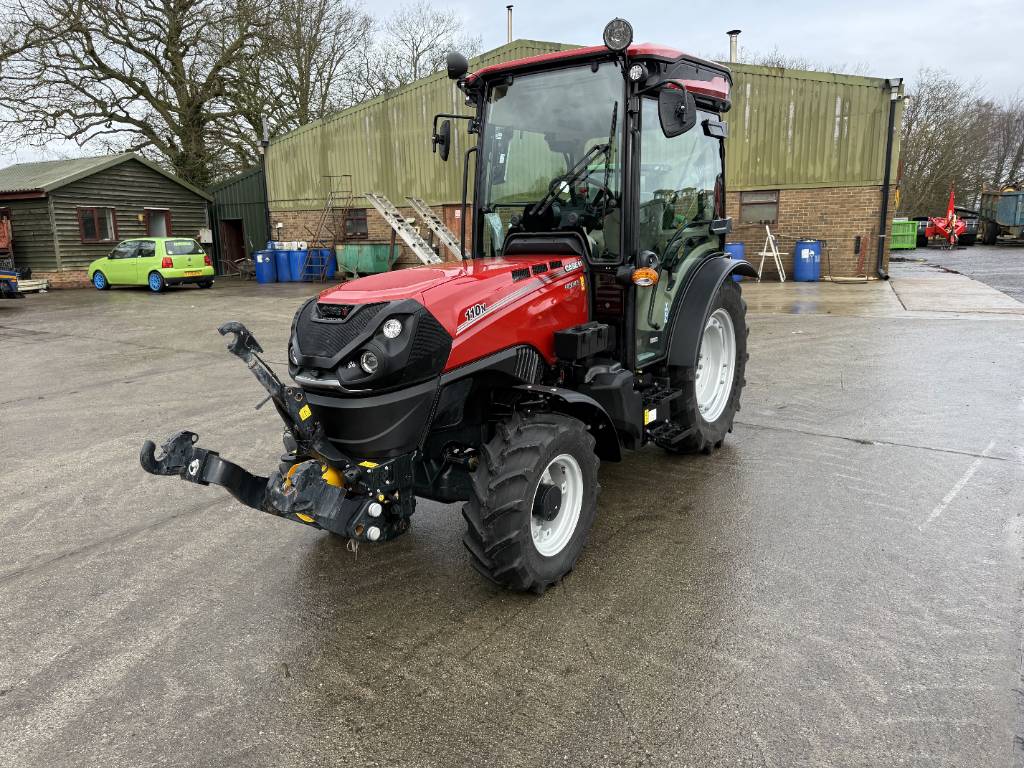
336, 244, 398, 277
890, 220, 918, 250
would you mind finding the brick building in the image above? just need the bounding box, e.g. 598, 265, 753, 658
264, 42, 903, 280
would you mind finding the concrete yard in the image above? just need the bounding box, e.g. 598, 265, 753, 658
2, 269, 1024, 767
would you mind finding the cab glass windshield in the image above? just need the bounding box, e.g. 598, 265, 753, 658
479, 62, 622, 260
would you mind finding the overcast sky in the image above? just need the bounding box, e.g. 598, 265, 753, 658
3, 0, 1021, 168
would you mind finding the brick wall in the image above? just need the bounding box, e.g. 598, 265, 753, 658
725, 185, 896, 279
32, 269, 91, 289
270, 200, 470, 269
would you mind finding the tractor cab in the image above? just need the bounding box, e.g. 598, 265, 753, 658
435, 22, 735, 372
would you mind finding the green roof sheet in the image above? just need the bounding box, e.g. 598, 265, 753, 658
0, 152, 212, 200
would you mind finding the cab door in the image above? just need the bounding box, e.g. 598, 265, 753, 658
135, 240, 158, 283
633, 99, 723, 369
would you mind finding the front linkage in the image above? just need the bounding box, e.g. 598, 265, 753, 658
139, 322, 414, 542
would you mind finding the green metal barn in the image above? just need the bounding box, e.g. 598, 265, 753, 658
265, 40, 904, 278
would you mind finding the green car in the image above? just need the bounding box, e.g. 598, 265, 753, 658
88, 237, 215, 292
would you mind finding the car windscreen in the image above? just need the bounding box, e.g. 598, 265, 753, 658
165, 239, 204, 255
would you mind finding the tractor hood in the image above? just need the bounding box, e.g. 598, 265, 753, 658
318, 255, 583, 337
314, 255, 589, 370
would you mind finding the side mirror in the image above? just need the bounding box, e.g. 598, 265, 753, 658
433, 119, 452, 162
658, 87, 697, 138
447, 52, 469, 81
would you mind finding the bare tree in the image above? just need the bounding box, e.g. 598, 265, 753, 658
899, 68, 999, 215
347, 1, 481, 103
720, 45, 869, 75
221, 0, 372, 168
0, 0, 481, 182
0, 0, 268, 186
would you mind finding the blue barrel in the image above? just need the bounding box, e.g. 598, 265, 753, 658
275, 249, 293, 282
793, 239, 822, 281
254, 250, 277, 284
724, 242, 745, 282
289, 249, 307, 281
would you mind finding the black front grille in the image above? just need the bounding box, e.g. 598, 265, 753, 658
398, 312, 452, 384
296, 301, 386, 358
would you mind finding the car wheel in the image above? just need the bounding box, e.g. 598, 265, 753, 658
198, 280, 214, 289
148, 271, 166, 293
92, 271, 110, 290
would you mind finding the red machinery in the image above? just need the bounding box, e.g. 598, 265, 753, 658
928, 188, 967, 248
140, 18, 755, 593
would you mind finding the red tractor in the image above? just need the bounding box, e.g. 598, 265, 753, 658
141, 18, 755, 593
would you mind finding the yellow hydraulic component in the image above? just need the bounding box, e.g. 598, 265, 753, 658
296, 513, 315, 523
321, 464, 344, 488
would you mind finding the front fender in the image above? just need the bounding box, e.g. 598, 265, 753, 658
510, 384, 622, 462
668, 255, 756, 370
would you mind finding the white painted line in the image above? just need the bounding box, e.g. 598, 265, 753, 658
919, 440, 996, 531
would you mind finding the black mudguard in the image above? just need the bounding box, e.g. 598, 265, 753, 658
667, 255, 756, 369
510, 383, 622, 461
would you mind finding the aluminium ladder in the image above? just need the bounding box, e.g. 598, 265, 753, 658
406, 197, 464, 260
364, 193, 442, 265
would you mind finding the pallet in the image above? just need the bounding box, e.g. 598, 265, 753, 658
17, 279, 48, 293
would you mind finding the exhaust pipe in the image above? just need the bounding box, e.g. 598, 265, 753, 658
727, 29, 741, 63
506, 5, 513, 43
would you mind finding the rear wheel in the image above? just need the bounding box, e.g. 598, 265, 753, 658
658, 280, 748, 454
148, 271, 166, 293
983, 220, 998, 245
198, 280, 214, 289
462, 412, 599, 594
92, 271, 110, 290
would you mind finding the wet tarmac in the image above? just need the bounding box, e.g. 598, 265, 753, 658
2, 275, 1023, 767
898, 242, 1024, 303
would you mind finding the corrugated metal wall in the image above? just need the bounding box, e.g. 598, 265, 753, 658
210, 167, 269, 257
266, 44, 903, 207
724, 63, 901, 190
265, 41, 574, 209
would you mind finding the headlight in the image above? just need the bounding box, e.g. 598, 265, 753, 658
359, 350, 379, 374
603, 18, 633, 52
289, 344, 298, 365
381, 318, 403, 339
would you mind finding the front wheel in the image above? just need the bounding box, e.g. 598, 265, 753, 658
92, 271, 110, 290
148, 271, 166, 293
658, 279, 748, 454
462, 413, 599, 594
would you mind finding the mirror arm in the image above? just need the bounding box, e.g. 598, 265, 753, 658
432, 113, 478, 136
635, 78, 690, 97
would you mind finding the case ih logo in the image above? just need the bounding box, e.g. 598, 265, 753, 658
317, 303, 352, 320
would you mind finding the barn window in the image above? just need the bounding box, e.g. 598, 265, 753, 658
739, 191, 779, 225
78, 207, 118, 243
344, 209, 368, 240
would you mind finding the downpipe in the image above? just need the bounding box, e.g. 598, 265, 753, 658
876, 79, 901, 280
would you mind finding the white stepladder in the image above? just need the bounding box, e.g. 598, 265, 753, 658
756, 225, 786, 283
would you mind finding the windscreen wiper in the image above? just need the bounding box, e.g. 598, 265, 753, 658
530, 140, 611, 217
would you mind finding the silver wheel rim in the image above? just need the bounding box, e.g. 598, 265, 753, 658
531, 453, 583, 557
695, 308, 737, 423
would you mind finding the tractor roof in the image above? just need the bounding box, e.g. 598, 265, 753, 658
466, 43, 731, 103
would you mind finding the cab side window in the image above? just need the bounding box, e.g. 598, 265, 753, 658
138, 241, 156, 259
